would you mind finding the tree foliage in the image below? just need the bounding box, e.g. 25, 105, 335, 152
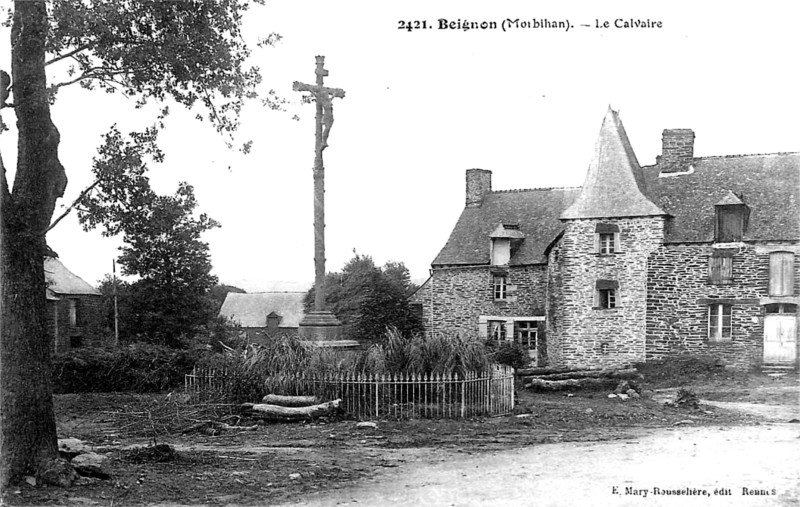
304, 254, 423, 342
86, 180, 220, 347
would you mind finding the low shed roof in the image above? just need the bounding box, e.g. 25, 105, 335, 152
219, 292, 305, 328
44, 256, 101, 297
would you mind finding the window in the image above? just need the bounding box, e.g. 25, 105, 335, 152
515, 321, 538, 351
765, 303, 797, 314
491, 238, 511, 265
594, 279, 619, 309
715, 204, 748, 243
68, 299, 78, 327
598, 289, 617, 309
488, 321, 507, 342
493, 275, 507, 300
594, 223, 620, 254
708, 251, 733, 284
599, 233, 615, 254
769, 251, 795, 296
708, 304, 732, 341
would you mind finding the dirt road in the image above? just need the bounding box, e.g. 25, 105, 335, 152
285, 424, 800, 507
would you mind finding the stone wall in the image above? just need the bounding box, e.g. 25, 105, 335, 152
547, 217, 666, 368
413, 264, 547, 338
48, 294, 105, 352
646, 243, 800, 368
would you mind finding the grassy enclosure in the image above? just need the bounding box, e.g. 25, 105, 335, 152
187, 330, 516, 418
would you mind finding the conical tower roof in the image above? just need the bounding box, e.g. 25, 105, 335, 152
561, 107, 666, 219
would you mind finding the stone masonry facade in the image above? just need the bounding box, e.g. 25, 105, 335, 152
546, 217, 666, 369
416, 264, 547, 339
646, 243, 800, 368
48, 294, 105, 352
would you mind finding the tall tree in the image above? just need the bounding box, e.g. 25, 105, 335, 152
304, 254, 423, 342
82, 180, 220, 347
0, 0, 265, 487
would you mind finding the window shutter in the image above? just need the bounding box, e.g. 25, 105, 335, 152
613, 232, 621, 253
593, 233, 600, 253
478, 320, 488, 339
592, 289, 599, 307
770, 252, 795, 296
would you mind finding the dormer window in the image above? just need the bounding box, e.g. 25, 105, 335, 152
491, 238, 511, 265
594, 223, 620, 254
714, 192, 749, 243
490, 223, 525, 265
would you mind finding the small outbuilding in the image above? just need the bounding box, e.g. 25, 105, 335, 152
218, 292, 305, 344
45, 256, 104, 352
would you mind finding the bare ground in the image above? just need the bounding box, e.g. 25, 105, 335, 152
3, 369, 798, 506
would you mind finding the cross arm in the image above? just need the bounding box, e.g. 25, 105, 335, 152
293, 81, 346, 99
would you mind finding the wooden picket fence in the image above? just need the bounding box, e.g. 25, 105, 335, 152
184, 365, 515, 419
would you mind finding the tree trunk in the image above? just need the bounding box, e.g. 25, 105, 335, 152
1, 0, 70, 488
520, 368, 641, 382
261, 394, 319, 407
241, 399, 341, 421
516, 366, 600, 376
524, 377, 619, 391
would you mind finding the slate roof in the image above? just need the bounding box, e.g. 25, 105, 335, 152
432, 187, 581, 266
44, 257, 100, 297
219, 292, 305, 328
431, 112, 798, 267
561, 107, 665, 219
643, 152, 800, 243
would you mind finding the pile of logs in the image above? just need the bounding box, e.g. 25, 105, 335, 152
241, 394, 342, 422
518, 366, 642, 391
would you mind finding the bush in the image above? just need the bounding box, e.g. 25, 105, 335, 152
52, 343, 200, 393
489, 341, 530, 370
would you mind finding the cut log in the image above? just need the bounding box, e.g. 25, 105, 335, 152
261, 394, 320, 407
521, 368, 640, 382
516, 366, 597, 376
242, 399, 342, 421
524, 377, 618, 391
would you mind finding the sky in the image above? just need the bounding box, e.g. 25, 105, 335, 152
1, 1, 798, 292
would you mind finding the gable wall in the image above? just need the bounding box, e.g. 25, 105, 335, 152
414, 264, 547, 338
48, 294, 105, 352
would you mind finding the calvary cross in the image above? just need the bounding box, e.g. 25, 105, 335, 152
293, 56, 346, 314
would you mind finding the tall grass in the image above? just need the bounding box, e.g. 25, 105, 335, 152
196, 328, 493, 401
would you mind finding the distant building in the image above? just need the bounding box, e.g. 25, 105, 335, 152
218, 292, 305, 344
413, 108, 799, 371
45, 256, 104, 352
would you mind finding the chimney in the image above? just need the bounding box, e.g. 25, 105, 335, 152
660, 129, 695, 174
466, 169, 492, 207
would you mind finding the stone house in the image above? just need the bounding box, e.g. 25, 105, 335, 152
45, 256, 104, 352
218, 292, 305, 344
413, 108, 799, 370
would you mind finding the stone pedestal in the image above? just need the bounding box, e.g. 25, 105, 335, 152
298, 311, 360, 349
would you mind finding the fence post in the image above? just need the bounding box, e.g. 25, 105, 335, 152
375, 374, 380, 419
460, 376, 466, 418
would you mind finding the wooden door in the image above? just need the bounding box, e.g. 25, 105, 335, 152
764, 314, 797, 364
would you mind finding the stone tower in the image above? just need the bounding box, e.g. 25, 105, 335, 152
547, 108, 668, 368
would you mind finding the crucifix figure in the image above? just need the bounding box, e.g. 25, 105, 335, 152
293, 56, 346, 318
